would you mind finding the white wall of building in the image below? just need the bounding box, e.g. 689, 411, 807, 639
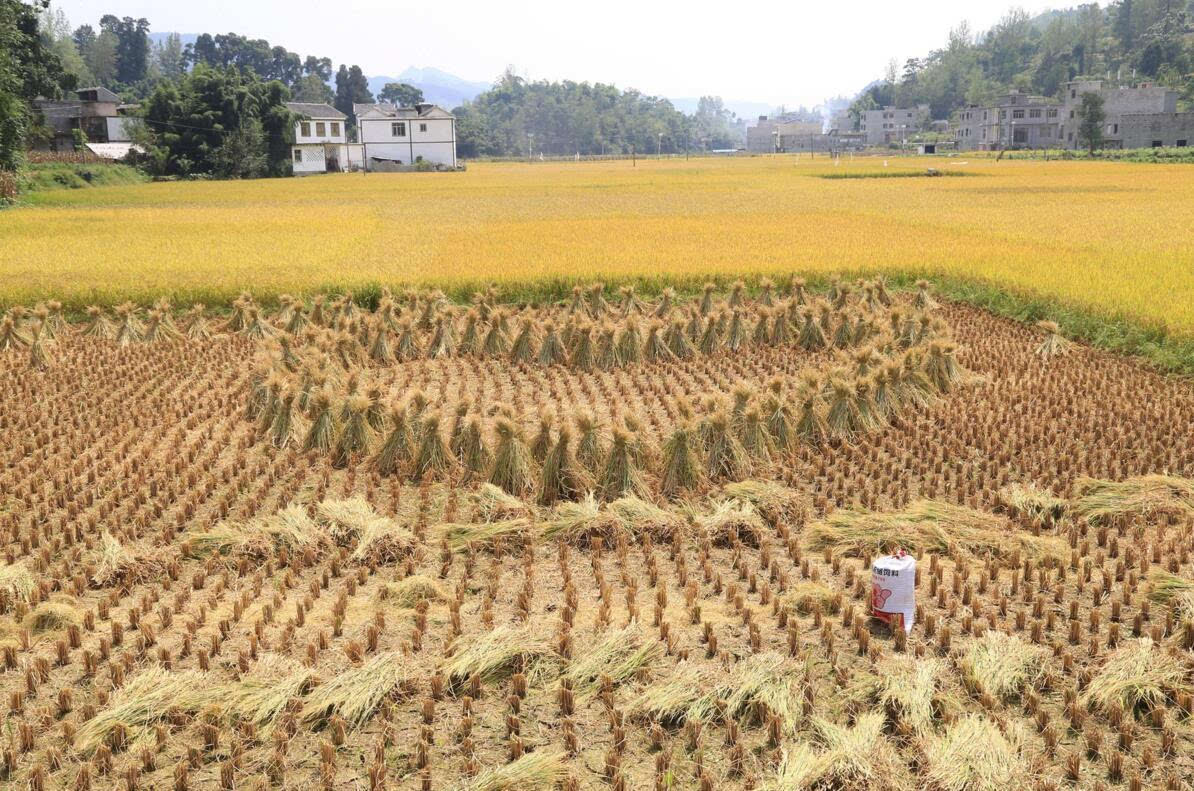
360, 116, 457, 167
292, 144, 366, 174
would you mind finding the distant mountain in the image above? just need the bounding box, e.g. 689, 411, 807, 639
147, 32, 199, 48
369, 67, 492, 109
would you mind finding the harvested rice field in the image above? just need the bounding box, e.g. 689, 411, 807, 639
1, 280, 1194, 790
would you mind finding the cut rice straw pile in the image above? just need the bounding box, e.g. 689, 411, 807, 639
0, 562, 35, 601
472, 483, 533, 522
1072, 475, 1194, 524
75, 668, 211, 753
442, 623, 558, 686
432, 518, 531, 552
375, 574, 446, 608
996, 482, 1067, 522
922, 714, 1031, 791
630, 652, 806, 732
186, 503, 328, 560
721, 479, 809, 528
449, 749, 569, 791
542, 494, 686, 544
759, 713, 908, 791
301, 651, 410, 728
561, 623, 663, 697
872, 655, 953, 733
689, 499, 767, 546
222, 653, 316, 728
806, 500, 1065, 561
627, 662, 720, 725
959, 630, 1048, 700
1148, 570, 1194, 619
1081, 638, 1190, 715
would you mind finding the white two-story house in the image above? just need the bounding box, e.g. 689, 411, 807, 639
286, 102, 362, 174
353, 102, 457, 169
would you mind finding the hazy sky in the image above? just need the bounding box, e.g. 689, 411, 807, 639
55, 0, 1063, 108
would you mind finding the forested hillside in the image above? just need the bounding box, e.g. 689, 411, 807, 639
849, 1, 1194, 123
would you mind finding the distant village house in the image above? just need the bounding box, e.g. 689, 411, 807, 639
33, 87, 141, 159
287, 101, 457, 174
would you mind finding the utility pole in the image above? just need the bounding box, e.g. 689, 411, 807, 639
631, 144, 635, 167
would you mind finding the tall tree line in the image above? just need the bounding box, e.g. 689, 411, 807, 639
452, 70, 739, 158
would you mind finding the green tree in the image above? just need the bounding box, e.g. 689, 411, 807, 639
87, 28, 117, 84
212, 116, 267, 178
1077, 91, 1106, 153
99, 14, 150, 85
292, 73, 333, 103
155, 32, 184, 80
140, 64, 294, 177
378, 82, 424, 106
0, 0, 73, 170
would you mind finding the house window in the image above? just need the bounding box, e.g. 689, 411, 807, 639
1178, 140, 1188, 147
1012, 109, 1025, 119
1029, 109, 1041, 119
1047, 109, 1058, 118
331, 122, 340, 136
419, 123, 427, 132
1070, 89, 1076, 98
391, 122, 406, 137
300, 122, 310, 137
1013, 128, 1028, 143
1152, 140, 1163, 147
293, 149, 302, 162
316, 122, 326, 136
1112, 124, 1118, 134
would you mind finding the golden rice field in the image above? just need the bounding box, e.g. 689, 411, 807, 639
2, 156, 1194, 333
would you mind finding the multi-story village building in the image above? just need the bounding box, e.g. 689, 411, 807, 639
955, 81, 1192, 151
858, 105, 930, 146
746, 118, 827, 152
354, 102, 458, 169
286, 103, 361, 174
287, 101, 458, 173
34, 87, 137, 153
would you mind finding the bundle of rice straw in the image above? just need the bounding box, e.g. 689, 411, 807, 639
432, 518, 531, 553
959, 631, 1049, 700
561, 623, 662, 697
721, 479, 810, 529
301, 651, 410, 728
375, 575, 446, 608
1072, 475, 1194, 525
758, 713, 907, 791
450, 750, 568, 791
472, 483, 533, 522
689, 499, 767, 547
1148, 570, 1194, 619
1081, 638, 1190, 715
221, 653, 316, 729
91, 532, 162, 588
805, 500, 1065, 562
922, 714, 1031, 791
75, 668, 212, 753
996, 482, 1067, 523
442, 623, 558, 687
186, 504, 329, 561
0, 562, 35, 602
